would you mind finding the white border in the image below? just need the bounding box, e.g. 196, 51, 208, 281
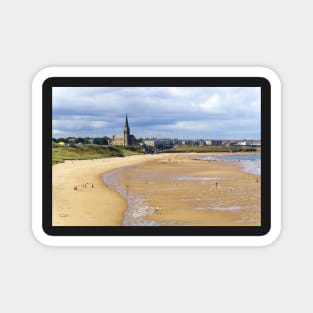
32, 67, 281, 246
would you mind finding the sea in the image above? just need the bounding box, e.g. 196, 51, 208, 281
197, 154, 261, 176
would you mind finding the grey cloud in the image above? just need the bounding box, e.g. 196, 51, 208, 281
52, 87, 260, 139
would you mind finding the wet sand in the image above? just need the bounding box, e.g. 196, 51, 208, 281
53, 153, 260, 226
107, 154, 261, 226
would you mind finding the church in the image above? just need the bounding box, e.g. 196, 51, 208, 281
111, 114, 137, 146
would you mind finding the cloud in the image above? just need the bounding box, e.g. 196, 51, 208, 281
52, 87, 260, 139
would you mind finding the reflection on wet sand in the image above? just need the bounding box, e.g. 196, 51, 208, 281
102, 154, 261, 226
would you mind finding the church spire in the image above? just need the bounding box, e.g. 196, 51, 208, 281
124, 114, 129, 129
124, 114, 130, 146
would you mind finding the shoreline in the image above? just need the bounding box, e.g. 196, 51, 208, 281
53, 154, 163, 226
53, 152, 260, 226
103, 153, 260, 226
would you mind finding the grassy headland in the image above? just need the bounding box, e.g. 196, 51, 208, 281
164, 145, 258, 153
52, 144, 143, 164
52, 143, 259, 164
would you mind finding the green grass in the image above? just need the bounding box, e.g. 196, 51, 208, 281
165, 145, 257, 153
52, 144, 258, 164
52, 144, 143, 164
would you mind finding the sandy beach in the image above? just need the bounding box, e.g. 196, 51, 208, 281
53, 153, 261, 226
52, 154, 158, 226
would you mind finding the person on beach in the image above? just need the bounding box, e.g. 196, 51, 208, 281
215, 182, 218, 189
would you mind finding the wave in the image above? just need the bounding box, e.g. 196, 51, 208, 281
102, 167, 159, 226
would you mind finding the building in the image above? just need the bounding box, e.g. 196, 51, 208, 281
85, 137, 94, 144
143, 138, 175, 148
143, 139, 157, 147
111, 115, 137, 146
155, 138, 174, 147
181, 139, 204, 146
211, 140, 223, 146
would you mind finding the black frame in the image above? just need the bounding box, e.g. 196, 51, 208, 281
43, 77, 271, 236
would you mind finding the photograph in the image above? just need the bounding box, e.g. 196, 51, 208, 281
52, 86, 261, 227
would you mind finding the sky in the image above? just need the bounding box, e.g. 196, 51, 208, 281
52, 87, 261, 139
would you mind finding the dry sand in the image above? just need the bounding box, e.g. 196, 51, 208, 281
53, 153, 261, 226
52, 154, 159, 226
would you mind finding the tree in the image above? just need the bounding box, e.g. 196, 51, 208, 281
93, 137, 109, 145
76, 137, 85, 144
